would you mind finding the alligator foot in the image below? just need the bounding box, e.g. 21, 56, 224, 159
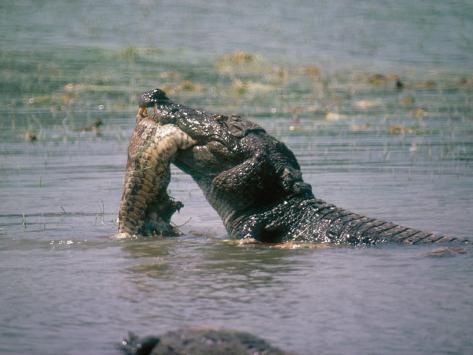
142, 196, 184, 237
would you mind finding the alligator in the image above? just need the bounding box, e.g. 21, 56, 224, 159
119, 328, 287, 355
117, 88, 467, 245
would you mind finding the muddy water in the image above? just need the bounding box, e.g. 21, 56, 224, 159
1, 1, 473, 354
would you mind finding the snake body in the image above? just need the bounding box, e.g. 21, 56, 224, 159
117, 115, 195, 238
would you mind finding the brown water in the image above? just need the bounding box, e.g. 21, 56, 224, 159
1, 1, 473, 354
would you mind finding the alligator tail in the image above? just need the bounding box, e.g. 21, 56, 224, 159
304, 199, 467, 245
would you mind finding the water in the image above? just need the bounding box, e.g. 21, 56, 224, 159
1, 1, 473, 354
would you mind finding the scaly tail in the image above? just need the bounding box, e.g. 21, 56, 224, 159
300, 199, 467, 245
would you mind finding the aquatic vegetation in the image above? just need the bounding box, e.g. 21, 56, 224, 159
158, 71, 182, 80
325, 111, 348, 121
2, 46, 468, 146
367, 73, 400, 86
399, 96, 415, 106
354, 99, 383, 110
388, 125, 415, 135
215, 51, 266, 77
415, 80, 438, 90
459, 75, 473, 89
410, 108, 427, 118
231, 79, 275, 96
63, 83, 118, 93
73, 119, 103, 135
301, 65, 322, 78
116, 46, 140, 62
217, 51, 260, 67
0, 46, 470, 175
173, 80, 205, 93
350, 123, 372, 132
23, 131, 37, 142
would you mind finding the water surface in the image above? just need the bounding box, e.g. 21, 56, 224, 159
1, 1, 473, 354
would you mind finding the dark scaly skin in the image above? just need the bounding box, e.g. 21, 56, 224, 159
122, 88, 468, 245
119, 328, 287, 355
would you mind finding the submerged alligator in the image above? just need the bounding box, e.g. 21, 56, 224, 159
120, 328, 287, 355
117, 88, 466, 245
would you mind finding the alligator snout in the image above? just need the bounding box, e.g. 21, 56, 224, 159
138, 88, 170, 108
137, 88, 171, 121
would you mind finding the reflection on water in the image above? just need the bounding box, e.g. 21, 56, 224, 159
1, 1, 473, 354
